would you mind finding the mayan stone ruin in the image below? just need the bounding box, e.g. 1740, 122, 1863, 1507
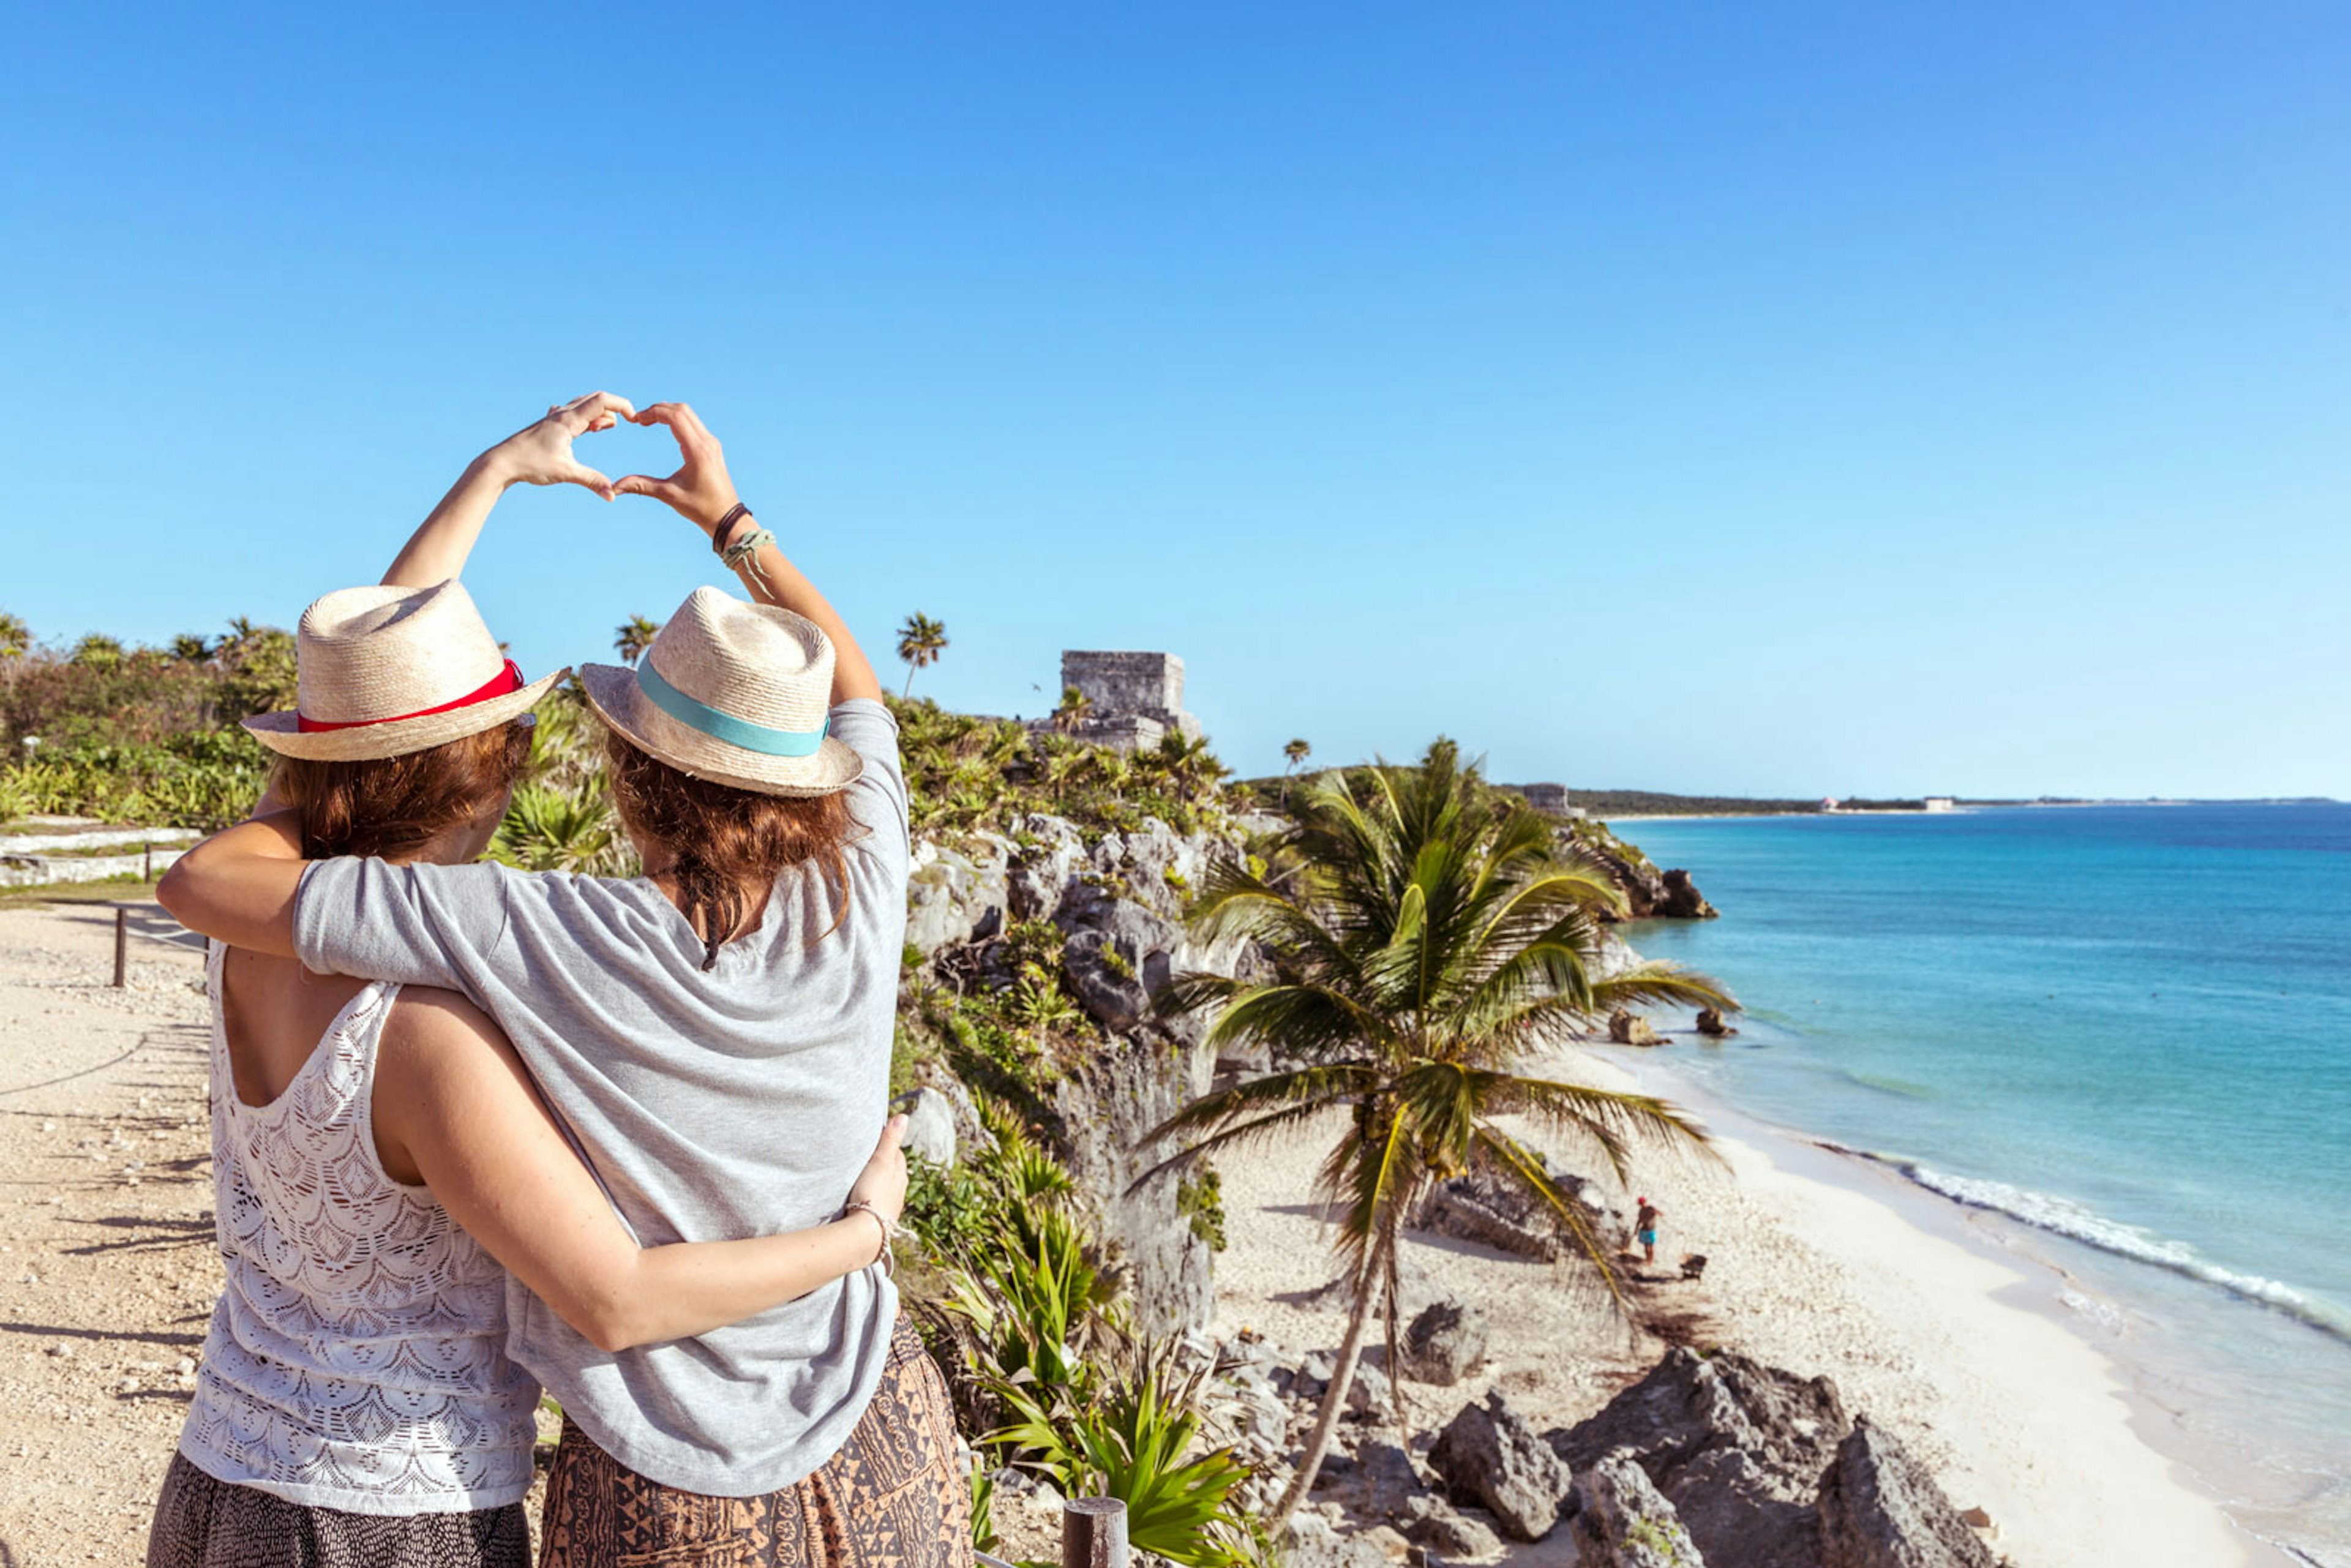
1030, 650, 1205, 752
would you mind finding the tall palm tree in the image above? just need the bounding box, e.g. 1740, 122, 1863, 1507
895, 613, 948, 697
614, 614, 659, 667
1135, 740, 1736, 1525
1, 613, 33, 661
1282, 738, 1312, 803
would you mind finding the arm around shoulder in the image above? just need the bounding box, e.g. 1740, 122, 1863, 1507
375, 989, 907, 1352
156, 814, 308, 959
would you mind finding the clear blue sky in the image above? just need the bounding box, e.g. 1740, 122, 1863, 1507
3, 4, 2344, 799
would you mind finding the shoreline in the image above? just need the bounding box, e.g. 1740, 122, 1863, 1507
1209, 1034, 2276, 1566
1597, 1038, 2293, 1568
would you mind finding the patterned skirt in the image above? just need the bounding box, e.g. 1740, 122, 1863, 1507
538, 1315, 969, 1568
144, 1452, 530, 1568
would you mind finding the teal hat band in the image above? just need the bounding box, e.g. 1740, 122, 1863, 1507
634, 662, 830, 757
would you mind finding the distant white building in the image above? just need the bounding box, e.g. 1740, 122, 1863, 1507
1819, 797, 1840, 813
1924, 796, 1956, 812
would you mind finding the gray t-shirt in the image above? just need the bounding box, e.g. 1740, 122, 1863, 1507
291, 698, 908, 1496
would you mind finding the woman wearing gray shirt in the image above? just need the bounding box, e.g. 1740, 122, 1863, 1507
164, 396, 967, 1564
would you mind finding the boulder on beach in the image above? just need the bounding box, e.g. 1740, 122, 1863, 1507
1609, 1008, 1664, 1046
1399, 1493, 1505, 1558
1401, 1296, 1490, 1386
1429, 1390, 1574, 1542
1548, 1346, 1850, 1568
1815, 1417, 1997, 1568
1411, 1151, 1626, 1261
1696, 1007, 1738, 1038
1571, 1451, 1709, 1568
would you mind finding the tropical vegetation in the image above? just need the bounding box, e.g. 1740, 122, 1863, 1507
907, 1105, 1265, 1567
1135, 738, 1737, 1522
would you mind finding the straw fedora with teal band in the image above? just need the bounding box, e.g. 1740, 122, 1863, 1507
579, 587, 864, 797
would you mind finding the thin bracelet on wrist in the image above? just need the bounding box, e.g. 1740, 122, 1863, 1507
841, 1200, 898, 1277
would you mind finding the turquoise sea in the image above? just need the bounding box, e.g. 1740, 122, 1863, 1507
1618, 803, 2351, 1568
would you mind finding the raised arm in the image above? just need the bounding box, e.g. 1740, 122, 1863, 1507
378, 989, 905, 1352
381, 392, 638, 588
611, 403, 885, 703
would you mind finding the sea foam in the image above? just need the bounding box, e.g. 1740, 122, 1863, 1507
1819, 1142, 2351, 1346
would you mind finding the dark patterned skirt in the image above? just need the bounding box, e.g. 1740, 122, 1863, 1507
538, 1315, 969, 1568
145, 1452, 530, 1568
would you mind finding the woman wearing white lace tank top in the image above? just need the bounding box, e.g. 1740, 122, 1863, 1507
148, 397, 911, 1568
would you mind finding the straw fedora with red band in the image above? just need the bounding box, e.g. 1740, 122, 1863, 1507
242, 580, 569, 761
579, 586, 863, 798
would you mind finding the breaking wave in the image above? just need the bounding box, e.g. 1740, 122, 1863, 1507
1816, 1142, 2351, 1346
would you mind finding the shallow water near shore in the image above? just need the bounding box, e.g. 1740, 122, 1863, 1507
1618, 803, 2351, 1567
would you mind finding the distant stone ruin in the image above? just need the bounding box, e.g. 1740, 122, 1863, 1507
1030, 650, 1205, 752
1505, 782, 1587, 820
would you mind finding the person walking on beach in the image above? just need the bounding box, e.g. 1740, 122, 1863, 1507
149, 426, 914, 1567
162, 394, 967, 1564
1636, 1195, 1662, 1266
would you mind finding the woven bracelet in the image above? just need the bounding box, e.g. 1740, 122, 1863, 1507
841, 1199, 899, 1277
719, 526, 776, 586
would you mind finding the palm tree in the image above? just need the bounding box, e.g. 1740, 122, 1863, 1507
70, 633, 124, 669
0, 613, 31, 661
169, 632, 216, 664
1134, 739, 1736, 1525
1282, 738, 1312, 803
614, 615, 659, 667
895, 613, 948, 698
1051, 685, 1094, 734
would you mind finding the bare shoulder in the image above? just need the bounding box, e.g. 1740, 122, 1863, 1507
382, 986, 528, 1084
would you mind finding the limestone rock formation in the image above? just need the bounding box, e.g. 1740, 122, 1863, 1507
1655, 868, 1719, 920
1570, 1452, 1708, 1568
1283, 1514, 1393, 1568
1548, 1348, 1850, 1568
1401, 1297, 1490, 1387
1429, 1390, 1575, 1542
1578, 836, 1718, 922
1815, 1419, 1997, 1568
1412, 1152, 1626, 1261
1695, 1008, 1738, 1038
893, 1086, 958, 1166
1400, 1495, 1506, 1559
1609, 1009, 1665, 1046
904, 833, 1011, 956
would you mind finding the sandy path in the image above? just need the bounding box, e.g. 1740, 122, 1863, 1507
1209, 1041, 2265, 1567
0, 901, 218, 1566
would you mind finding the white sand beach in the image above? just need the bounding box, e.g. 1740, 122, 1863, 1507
1210, 1040, 2276, 1567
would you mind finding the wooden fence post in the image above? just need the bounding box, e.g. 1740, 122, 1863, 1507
1062, 1497, 1128, 1568
113, 907, 128, 988
143, 842, 153, 882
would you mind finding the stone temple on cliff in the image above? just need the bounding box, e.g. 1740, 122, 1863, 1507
1029, 650, 1204, 752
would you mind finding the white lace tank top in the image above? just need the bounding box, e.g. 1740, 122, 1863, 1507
178, 943, 539, 1514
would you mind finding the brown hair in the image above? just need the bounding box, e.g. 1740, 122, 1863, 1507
271, 721, 533, 861
603, 731, 862, 970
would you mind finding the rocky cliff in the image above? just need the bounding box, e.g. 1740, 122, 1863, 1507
901, 809, 1260, 1335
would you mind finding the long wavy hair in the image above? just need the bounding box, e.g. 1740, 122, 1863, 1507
603, 733, 861, 971
270, 721, 533, 861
